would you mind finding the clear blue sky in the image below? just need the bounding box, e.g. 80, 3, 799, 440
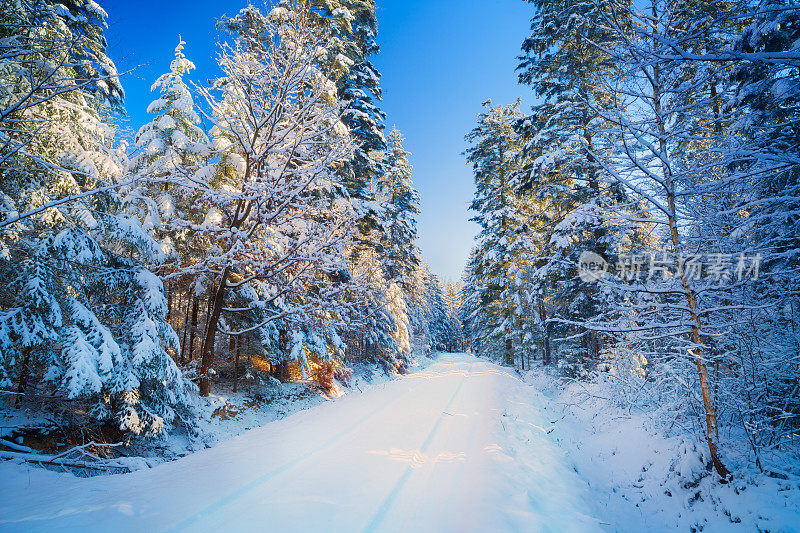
103, 0, 534, 282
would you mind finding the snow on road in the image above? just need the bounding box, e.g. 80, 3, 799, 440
0, 354, 601, 532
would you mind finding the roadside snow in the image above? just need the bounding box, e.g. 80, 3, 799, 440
521, 369, 800, 532
0, 356, 430, 471
2, 354, 796, 532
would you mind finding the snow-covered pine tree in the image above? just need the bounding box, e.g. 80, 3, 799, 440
464, 100, 534, 366
0, 0, 194, 435
127, 39, 212, 363
128, 38, 210, 263
306, 0, 387, 206
727, 0, 800, 300
460, 247, 492, 357
515, 0, 644, 371
344, 249, 409, 369
304, 1, 423, 368
727, 0, 800, 463
422, 270, 460, 353
406, 264, 460, 356
376, 128, 421, 292
441, 279, 465, 352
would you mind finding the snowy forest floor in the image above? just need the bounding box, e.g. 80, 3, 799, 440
0, 353, 798, 532
519, 368, 800, 532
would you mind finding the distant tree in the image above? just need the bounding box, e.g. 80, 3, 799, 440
377, 128, 421, 292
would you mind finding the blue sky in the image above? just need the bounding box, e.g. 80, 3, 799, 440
103, 0, 534, 282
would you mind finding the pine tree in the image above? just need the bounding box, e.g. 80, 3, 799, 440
516, 0, 642, 368
127, 39, 213, 364
406, 264, 460, 355
730, 0, 800, 297
0, 0, 194, 435
128, 38, 210, 264
347, 250, 408, 368
464, 100, 532, 365
377, 128, 421, 292
307, 0, 387, 203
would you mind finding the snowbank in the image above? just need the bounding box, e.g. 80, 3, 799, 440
521, 367, 800, 532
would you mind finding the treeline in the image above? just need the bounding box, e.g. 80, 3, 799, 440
0, 0, 461, 439
461, 0, 799, 478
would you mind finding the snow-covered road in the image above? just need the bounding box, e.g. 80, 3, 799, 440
0, 353, 601, 532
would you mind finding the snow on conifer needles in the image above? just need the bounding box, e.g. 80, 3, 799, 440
461, 0, 800, 486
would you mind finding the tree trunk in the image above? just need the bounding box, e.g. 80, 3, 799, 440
543, 335, 551, 366
277, 328, 291, 382
199, 269, 229, 396
505, 338, 513, 366
232, 336, 240, 394
655, 51, 729, 478
15, 348, 31, 406
538, 300, 551, 365
166, 279, 172, 324
277, 360, 290, 382
188, 294, 199, 362
180, 289, 192, 364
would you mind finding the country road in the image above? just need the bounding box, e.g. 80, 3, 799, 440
0, 354, 601, 532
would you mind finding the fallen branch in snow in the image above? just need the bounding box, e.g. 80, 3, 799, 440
0, 440, 131, 472
0, 438, 34, 453
0, 450, 131, 472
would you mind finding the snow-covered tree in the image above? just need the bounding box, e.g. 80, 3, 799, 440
579, 0, 744, 478
407, 264, 461, 356
344, 249, 409, 369
515, 0, 647, 369
191, 5, 358, 395
464, 100, 534, 365
126, 39, 213, 364
307, 0, 387, 203
127, 38, 210, 264
0, 0, 194, 435
377, 128, 420, 291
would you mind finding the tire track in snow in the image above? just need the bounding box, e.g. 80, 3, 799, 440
400, 363, 489, 532
167, 372, 435, 532
361, 363, 474, 533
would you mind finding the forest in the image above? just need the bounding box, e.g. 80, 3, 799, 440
1, 0, 799, 531
0, 1, 461, 446
460, 0, 799, 481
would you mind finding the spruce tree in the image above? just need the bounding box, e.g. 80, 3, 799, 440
377, 128, 421, 292
464, 100, 532, 365
128, 39, 211, 265
0, 0, 194, 434
516, 0, 641, 367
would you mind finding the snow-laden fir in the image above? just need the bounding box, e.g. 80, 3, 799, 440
1, 0, 799, 531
